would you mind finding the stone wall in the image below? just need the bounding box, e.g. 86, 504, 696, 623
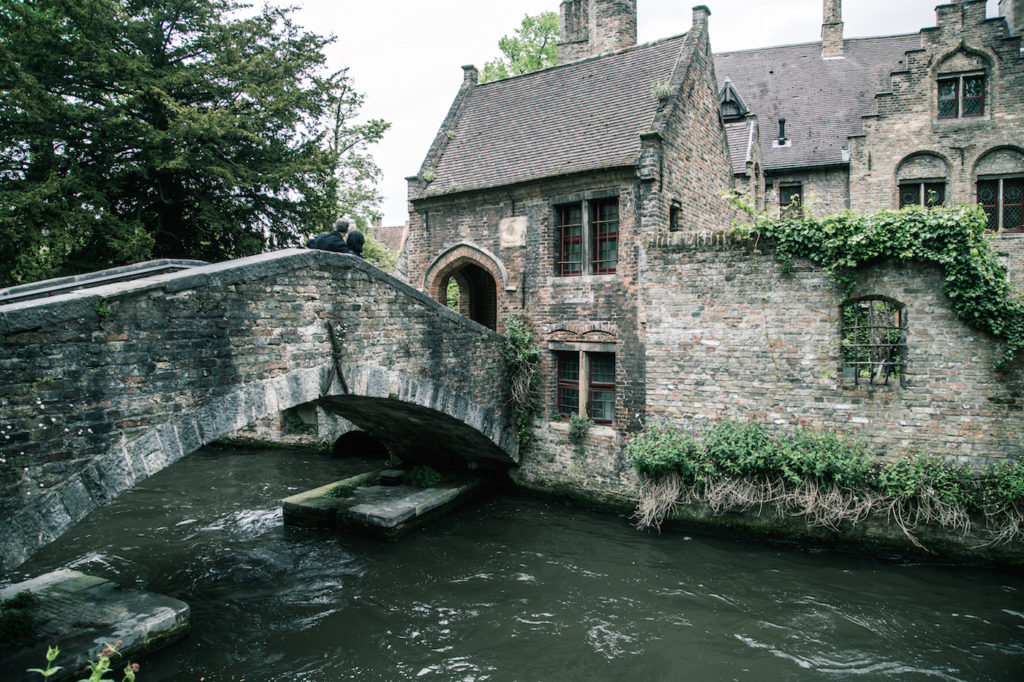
0, 250, 514, 570
640, 235, 1023, 465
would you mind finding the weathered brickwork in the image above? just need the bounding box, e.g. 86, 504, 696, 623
769, 167, 851, 217
0, 251, 515, 570
849, 1, 1024, 213
642, 239, 1023, 464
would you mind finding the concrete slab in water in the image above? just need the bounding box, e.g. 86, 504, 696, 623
282, 470, 483, 537
0, 569, 190, 682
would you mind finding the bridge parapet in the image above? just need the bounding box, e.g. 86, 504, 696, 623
0, 250, 514, 571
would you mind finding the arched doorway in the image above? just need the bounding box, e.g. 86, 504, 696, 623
424, 244, 506, 332
441, 262, 497, 330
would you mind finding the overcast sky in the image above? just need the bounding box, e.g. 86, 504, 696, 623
267, 0, 1004, 225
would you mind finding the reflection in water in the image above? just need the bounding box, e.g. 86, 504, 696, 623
6, 446, 1024, 681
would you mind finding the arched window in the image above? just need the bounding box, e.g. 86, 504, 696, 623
896, 153, 949, 209
841, 296, 906, 387
975, 148, 1024, 233
934, 48, 989, 120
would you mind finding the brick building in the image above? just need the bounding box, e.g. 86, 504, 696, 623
402, 0, 1023, 487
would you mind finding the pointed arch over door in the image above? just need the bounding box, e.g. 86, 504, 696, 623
424, 243, 509, 331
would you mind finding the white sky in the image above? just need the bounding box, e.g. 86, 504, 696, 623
267, 0, 1004, 225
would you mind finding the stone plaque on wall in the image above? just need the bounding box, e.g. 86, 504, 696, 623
499, 216, 528, 248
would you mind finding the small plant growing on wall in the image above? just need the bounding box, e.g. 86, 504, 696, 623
568, 414, 592, 456
500, 316, 542, 451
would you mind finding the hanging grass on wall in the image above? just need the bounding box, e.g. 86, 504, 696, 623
500, 316, 542, 451
625, 418, 1024, 549
730, 199, 1024, 369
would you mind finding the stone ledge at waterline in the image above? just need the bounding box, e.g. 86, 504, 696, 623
510, 474, 1024, 567
283, 470, 484, 538
0, 570, 190, 682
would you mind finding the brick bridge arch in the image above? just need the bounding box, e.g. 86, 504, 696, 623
0, 250, 516, 571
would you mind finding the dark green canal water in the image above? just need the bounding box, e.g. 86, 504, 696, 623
6, 446, 1024, 681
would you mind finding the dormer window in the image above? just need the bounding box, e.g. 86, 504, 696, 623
937, 73, 984, 119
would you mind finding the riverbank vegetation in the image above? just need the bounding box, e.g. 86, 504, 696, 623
625, 418, 1024, 550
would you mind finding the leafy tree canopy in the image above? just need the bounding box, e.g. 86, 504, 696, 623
479, 11, 558, 84
0, 0, 388, 286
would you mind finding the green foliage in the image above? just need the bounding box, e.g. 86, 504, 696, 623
0, 0, 388, 286
872, 453, 970, 507
360, 228, 398, 272
93, 299, 111, 318
500, 316, 542, 451
626, 417, 1023, 543
283, 413, 315, 436
776, 425, 872, 487
1, 591, 38, 641
984, 459, 1024, 508
445, 277, 459, 310
624, 421, 702, 480
731, 200, 1024, 368
627, 419, 870, 487
405, 465, 442, 488
479, 12, 559, 83
568, 415, 592, 455
26, 645, 63, 679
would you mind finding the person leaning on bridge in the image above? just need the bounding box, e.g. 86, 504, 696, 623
306, 218, 351, 253
346, 229, 364, 258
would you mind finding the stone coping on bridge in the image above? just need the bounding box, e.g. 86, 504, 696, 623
0, 248, 503, 341
283, 469, 484, 538
0, 569, 190, 682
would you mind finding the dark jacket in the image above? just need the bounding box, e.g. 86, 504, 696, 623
306, 231, 351, 253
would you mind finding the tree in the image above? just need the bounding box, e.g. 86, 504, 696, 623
479, 11, 558, 84
0, 0, 388, 286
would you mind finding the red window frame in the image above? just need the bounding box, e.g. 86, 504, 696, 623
591, 199, 618, 275
557, 352, 580, 418
557, 204, 583, 276
938, 74, 984, 119
587, 353, 615, 424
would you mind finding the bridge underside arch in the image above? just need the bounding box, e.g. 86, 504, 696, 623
2, 363, 514, 572
317, 395, 510, 469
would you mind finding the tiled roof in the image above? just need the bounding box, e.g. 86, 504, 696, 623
714, 35, 918, 171
424, 34, 688, 195
373, 223, 408, 254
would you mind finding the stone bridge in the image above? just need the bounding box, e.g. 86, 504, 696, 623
0, 250, 517, 571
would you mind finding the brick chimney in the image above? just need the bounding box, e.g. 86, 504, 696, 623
558, 0, 637, 63
1000, 0, 1024, 36
822, 0, 844, 58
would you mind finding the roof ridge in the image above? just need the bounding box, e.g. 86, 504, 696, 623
475, 32, 689, 87
715, 32, 919, 58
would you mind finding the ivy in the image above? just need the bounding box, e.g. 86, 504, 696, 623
732, 199, 1024, 369
500, 315, 542, 451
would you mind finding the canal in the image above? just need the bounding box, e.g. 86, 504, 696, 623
5, 446, 1023, 681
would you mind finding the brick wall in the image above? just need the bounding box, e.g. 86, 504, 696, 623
641, 236, 1023, 465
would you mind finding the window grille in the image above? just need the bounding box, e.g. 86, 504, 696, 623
841, 297, 906, 387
